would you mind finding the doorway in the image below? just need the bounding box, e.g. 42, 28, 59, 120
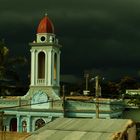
10, 118, 17, 131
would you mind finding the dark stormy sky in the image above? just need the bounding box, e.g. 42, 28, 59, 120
1, 0, 140, 83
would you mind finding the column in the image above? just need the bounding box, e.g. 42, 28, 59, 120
16, 115, 20, 132
27, 115, 31, 132
35, 51, 38, 85
52, 51, 54, 85
48, 50, 52, 86
45, 52, 48, 86
30, 49, 35, 86
57, 51, 60, 86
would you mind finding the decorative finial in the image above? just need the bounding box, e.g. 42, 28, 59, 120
45, 12, 48, 16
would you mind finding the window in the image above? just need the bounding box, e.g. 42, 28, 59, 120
40, 36, 46, 42
38, 52, 45, 79
35, 119, 45, 130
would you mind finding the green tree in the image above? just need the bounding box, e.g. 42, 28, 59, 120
101, 81, 119, 98
0, 39, 9, 79
0, 39, 27, 83
118, 76, 138, 94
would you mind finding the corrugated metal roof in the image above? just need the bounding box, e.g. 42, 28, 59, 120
27, 118, 134, 140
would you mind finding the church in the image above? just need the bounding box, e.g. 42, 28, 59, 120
0, 14, 124, 132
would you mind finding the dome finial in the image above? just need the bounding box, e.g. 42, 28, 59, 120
45, 11, 48, 16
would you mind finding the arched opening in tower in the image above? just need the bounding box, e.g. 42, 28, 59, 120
54, 53, 57, 80
38, 52, 45, 79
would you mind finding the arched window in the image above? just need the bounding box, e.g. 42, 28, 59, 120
54, 53, 57, 80
10, 118, 17, 131
38, 52, 45, 79
35, 119, 45, 130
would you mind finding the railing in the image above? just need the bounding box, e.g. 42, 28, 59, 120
37, 79, 45, 85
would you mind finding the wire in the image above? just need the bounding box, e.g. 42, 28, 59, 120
0, 98, 126, 110
0, 99, 60, 110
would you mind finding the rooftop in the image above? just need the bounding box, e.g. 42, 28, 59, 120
27, 118, 135, 140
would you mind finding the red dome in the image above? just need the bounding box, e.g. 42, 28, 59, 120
37, 15, 54, 33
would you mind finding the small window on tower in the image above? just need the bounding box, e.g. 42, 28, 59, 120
52, 37, 55, 42
40, 36, 46, 42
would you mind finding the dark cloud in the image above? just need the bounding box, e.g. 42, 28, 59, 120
0, 0, 140, 82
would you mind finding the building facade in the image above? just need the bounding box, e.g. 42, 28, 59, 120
0, 14, 124, 133
0, 14, 63, 132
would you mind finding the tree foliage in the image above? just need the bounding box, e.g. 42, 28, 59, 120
118, 76, 138, 94
0, 39, 27, 83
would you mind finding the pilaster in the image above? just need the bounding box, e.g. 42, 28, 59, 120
31, 49, 35, 86
35, 50, 38, 85
16, 114, 21, 132
48, 50, 52, 86
57, 51, 60, 86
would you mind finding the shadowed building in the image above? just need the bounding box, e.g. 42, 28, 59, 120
0, 14, 124, 133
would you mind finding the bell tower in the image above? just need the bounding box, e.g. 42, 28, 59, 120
25, 14, 61, 106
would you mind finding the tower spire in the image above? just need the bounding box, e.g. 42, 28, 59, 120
37, 12, 54, 33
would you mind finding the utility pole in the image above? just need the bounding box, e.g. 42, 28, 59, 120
85, 73, 89, 90
83, 72, 90, 95
62, 85, 66, 118
95, 76, 99, 118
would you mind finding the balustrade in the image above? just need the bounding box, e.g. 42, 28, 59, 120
37, 79, 45, 85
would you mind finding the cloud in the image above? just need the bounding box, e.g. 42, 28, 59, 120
60, 74, 81, 83
0, 0, 140, 81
